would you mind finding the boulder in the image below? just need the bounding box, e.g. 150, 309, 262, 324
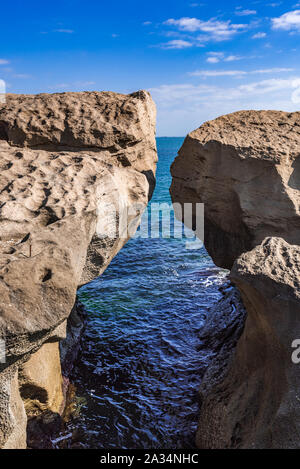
171, 110, 300, 448
19, 342, 65, 416
0, 90, 157, 448
196, 237, 300, 448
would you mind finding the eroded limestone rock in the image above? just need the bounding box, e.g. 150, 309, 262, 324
171, 111, 300, 449
19, 342, 64, 417
196, 237, 300, 448
170, 110, 300, 269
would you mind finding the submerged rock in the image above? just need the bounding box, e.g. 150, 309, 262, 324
171, 111, 300, 449
0, 90, 157, 448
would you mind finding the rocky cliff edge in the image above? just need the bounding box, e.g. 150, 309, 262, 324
171, 110, 300, 448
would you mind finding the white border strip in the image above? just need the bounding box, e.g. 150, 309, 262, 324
0, 79, 6, 104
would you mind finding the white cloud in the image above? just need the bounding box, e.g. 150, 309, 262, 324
207, 56, 220, 63
149, 83, 218, 105
0, 59, 10, 65
252, 32, 267, 38
76, 81, 96, 86
49, 81, 96, 90
160, 39, 193, 49
54, 29, 74, 34
49, 83, 70, 89
206, 52, 224, 63
208, 52, 224, 56
143, 21, 152, 25
205, 52, 244, 63
191, 70, 247, 77
252, 68, 294, 73
239, 77, 300, 93
225, 55, 243, 61
164, 17, 201, 32
12, 74, 31, 79
190, 68, 294, 77
149, 76, 300, 135
0, 79, 5, 104
272, 10, 300, 31
150, 77, 300, 103
164, 17, 247, 41
235, 9, 257, 16
149, 77, 300, 109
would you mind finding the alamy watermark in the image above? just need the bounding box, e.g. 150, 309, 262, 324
95, 200, 204, 250
95, 166, 204, 249
291, 340, 300, 364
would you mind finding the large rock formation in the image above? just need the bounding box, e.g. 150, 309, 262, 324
170, 110, 300, 448
170, 110, 300, 269
196, 238, 300, 448
0, 90, 157, 448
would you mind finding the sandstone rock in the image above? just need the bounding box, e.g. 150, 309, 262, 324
171, 111, 300, 449
170, 110, 300, 269
19, 342, 64, 416
0, 90, 157, 448
194, 237, 300, 448
1, 369, 27, 449
0, 91, 157, 176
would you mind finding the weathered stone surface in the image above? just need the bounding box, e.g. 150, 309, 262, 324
0, 90, 157, 448
60, 300, 86, 382
0, 91, 157, 176
1, 369, 27, 449
171, 111, 300, 449
170, 110, 300, 269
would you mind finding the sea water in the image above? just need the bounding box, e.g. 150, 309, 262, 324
60, 138, 227, 449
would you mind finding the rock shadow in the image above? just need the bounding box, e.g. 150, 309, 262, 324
288, 157, 300, 190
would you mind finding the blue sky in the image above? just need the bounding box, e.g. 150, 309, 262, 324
0, 0, 300, 135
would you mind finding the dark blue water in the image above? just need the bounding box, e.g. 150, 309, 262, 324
59, 138, 227, 449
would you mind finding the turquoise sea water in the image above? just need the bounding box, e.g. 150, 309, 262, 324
61, 138, 227, 449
